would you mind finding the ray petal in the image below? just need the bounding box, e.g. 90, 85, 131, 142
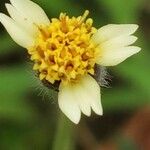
10, 0, 50, 25
0, 13, 35, 48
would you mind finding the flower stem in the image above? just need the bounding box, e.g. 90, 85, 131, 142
52, 112, 75, 150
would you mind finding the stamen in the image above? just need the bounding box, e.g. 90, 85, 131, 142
60, 14, 68, 33
78, 10, 89, 25
38, 26, 50, 39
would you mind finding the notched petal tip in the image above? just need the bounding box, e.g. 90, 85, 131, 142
94, 23, 141, 66
131, 36, 138, 43
0, 13, 5, 21
133, 46, 141, 53
126, 24, 139, 34
5, 3, 15, 15
97, 46, 141, 66
72, 117, 80, 124
95, 106, 103, 116
5, 3, 10, 8
92, 24, 140, 45
9, 0, 50, 25
5, 2, 39, 37
0, 13, 35, 48
80, 75, 103, 116
58, 75, 103, 124
130, 24, 139, 30
59, 105, 81, 124
58, 83, 81, 124
0, 13, 9, 24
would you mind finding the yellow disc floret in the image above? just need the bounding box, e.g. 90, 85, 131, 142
28, 11, 98, 84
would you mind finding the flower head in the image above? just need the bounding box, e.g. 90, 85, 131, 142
30, 11, 98, 84
0, 0, 141, 124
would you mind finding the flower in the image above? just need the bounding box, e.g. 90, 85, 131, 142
0, 0, 141, 124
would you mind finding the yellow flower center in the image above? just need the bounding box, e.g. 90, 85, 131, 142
28, 11, 98, 84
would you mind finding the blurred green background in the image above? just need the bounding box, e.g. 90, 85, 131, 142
0, 0, 150, 150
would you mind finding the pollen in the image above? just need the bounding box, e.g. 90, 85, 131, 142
28, 11, 98, 84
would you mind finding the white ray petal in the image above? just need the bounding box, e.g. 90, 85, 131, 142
92, 24, 138, 45
10, 0, 50, 25
58, 83, 81, 124
96, 46, 141, 66
81, 75, 103, 115
99, 35, 138, 50
76, 93, 91, 117
75, 75, 102, 116
5, 3, 38, 36
73, 81, 92, 117
0, 13, 34, 48
58, 75, 103, 124
58, 75, 102, 123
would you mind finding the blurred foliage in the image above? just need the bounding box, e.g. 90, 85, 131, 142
0, 0, 149, 150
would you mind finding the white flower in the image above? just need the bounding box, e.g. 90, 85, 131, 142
0, 0, 141, 124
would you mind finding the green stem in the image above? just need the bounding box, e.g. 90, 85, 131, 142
52, 113, 75, 150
